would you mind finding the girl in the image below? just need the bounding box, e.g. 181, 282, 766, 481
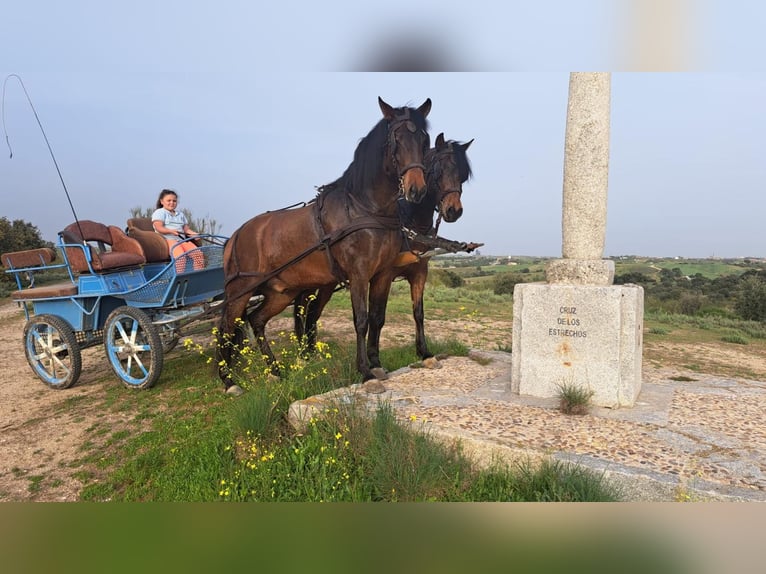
151, 189, 204, 272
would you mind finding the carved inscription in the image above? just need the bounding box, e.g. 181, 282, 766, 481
548, 306, 587, 338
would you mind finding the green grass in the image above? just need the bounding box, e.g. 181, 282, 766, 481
645, 310, 766, 339
647, 260, 752, 278
721, 333, 749, 345
79, 333, 618, 503
467, 459, 621, 502
322, 282, 514, 321
647, 326, 670, 335
614, 258, 758, 279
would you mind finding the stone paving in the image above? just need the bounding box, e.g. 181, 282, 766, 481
289, 350, 766, 502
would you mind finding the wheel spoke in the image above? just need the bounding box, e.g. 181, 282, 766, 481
44, 329, 54, 350
31, 349, 47, 361
50, 353, 71, 376
131, 354, 149, 376
31, 330, 48, 354
35, 328, 70, 378
115, 321, 130, 344
49, 342, 68, 354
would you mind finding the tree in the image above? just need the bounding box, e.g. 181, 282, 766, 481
129, 206, 222, 235
0, 217, 53, 254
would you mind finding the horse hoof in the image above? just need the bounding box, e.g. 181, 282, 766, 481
422, 357, 442, 369
370, 367, 389, 380
362, 380, 387, 394
225, 385, 245, 396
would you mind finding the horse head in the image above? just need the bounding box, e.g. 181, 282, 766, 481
428, 132, 473, 224
379, 96, 431, 204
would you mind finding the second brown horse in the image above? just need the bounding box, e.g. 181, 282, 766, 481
294, 132, 474, 378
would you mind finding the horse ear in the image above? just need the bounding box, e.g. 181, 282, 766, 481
378, 96, 396, 119
463, 138, 474, 150
435, 132, 446, 148
417, 98, 432, 118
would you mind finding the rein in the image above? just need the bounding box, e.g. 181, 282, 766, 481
433, 189, 462, 235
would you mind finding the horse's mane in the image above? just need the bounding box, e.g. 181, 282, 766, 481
439, 140, 472, 183
317, 106, 430, 199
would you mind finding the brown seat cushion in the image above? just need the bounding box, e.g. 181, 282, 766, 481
61, 220, 146, 272
11, 281, 78, 300
127, 217, 155, 232
126, 218, 170, 263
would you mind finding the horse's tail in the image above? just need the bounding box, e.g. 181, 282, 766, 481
214, 300, 231, 386
222, 226, 239, 281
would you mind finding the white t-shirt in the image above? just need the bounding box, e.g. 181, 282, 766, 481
152, 208, 188, 241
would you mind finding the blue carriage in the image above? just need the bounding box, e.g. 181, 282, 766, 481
2, 218, 231, 390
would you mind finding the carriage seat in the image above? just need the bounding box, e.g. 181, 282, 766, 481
1, 247, 57, 270
1, 248, 77, 299
60, 220, 146, 273
126, 218, 171, 263
10, 282, 79, 300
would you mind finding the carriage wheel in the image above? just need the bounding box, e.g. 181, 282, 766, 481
23, 315, 82, 389
104, 306, 163, 389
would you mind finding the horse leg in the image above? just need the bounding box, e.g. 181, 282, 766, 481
348, 280, 376, 382
410, 263, 439, 368
366, 273, 394, 379
247, 290, 294, 377
294, 286, 334, 355
293, 289, 315, 352
216, 289, 254, 394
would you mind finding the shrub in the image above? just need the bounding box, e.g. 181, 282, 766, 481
493, 272, 522, 295
0, 217, 55, 293
614, 271, 655, 286
734, 276, 766, 321
428, 268, 464, 288
678, 293, 705, 316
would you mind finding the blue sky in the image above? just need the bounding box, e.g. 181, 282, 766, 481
2, 2, 765, 258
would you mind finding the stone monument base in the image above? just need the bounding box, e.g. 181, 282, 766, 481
511, 283, 644, 408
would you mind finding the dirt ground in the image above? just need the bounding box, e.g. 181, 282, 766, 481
1, 298, 765, 501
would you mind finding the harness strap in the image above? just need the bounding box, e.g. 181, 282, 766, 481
313, 199, 345, 283
223, 213, 402, 302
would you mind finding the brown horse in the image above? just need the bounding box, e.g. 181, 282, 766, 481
216, 97, 432, 394
294, 132, 473, 376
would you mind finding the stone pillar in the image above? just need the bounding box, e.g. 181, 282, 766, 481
548, 72, 614, 286
511, 73, 644, 408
